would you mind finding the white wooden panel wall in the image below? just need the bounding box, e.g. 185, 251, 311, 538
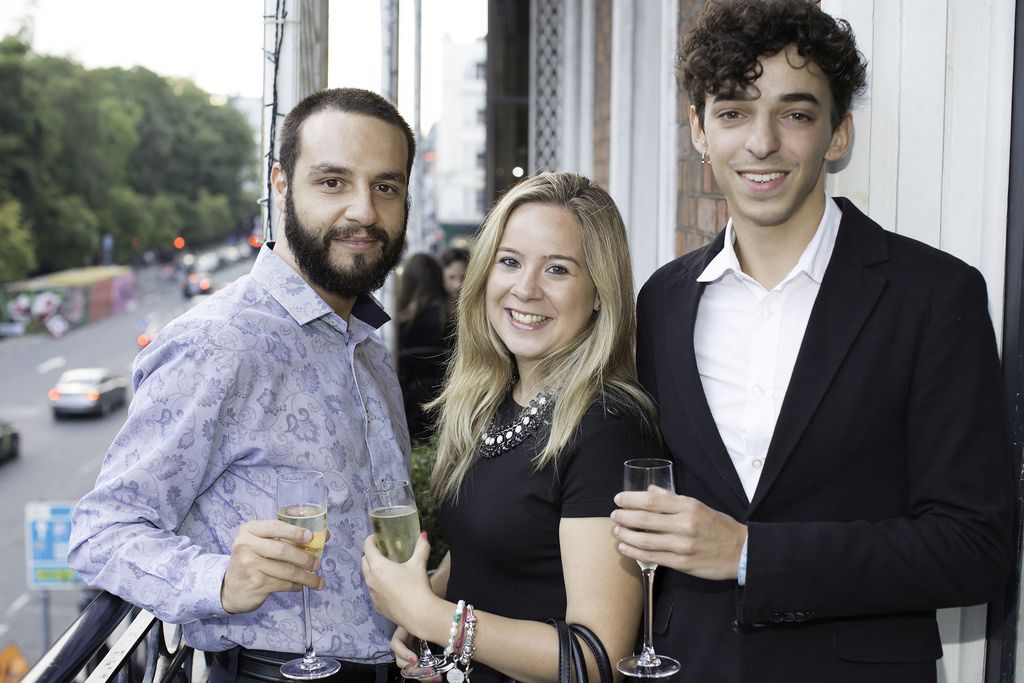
656, 0, 679, 271
609, 0, 636, 276
825, 0, 1011, 334
608, 0, 678, 291
823, 1, 1016, 682
896, 0, 947, 246
560, 0, 596, 178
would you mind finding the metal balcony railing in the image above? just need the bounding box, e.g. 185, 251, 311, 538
22, 591, 207, 683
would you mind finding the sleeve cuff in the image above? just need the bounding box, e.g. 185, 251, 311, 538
189, 553, 233, 619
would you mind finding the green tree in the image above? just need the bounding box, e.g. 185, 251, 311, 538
0, 36, 60, 249
0, 200, 37, 283
99, 186, 156, 264
193, 189, 234, 244
147, 192, 184, 254
0, 36, 258, 273
99, 69, 258, 242
37, 195, 101, 270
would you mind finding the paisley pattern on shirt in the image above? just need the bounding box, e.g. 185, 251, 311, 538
69, 247, 411, 662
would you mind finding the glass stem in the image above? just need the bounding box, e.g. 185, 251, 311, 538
302, 585, 316, 662
639, 568, 659, 664
418, 639, 435, 665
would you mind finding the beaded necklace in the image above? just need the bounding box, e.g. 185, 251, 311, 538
478, 392, 555, 458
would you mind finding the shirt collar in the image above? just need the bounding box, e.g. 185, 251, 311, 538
250, 245, 391, 329
696, 195, 842, 287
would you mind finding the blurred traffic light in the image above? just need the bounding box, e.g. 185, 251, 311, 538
173, 236, 186, 250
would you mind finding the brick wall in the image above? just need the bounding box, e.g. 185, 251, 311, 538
592, 0, 612, 189
590, 0, 727, 256
675, 0, 725, 257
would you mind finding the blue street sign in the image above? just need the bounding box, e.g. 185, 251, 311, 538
25, 501, 83, 590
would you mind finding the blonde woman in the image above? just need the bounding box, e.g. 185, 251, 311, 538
362, 172, 660, 683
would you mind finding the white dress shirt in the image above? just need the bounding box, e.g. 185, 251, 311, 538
694, 196, 842, 502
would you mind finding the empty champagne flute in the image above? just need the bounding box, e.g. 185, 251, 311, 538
369, 480, 438, 680
616, 458, 681, 678
277, 470, 340, 680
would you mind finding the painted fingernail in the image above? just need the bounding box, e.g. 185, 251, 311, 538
421, 531, 428, 540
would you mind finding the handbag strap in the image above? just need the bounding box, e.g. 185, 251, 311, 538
546, 618, 573, 683
568, 627, 589, 683
569, 624, 612, 683
545, 620, 612, 683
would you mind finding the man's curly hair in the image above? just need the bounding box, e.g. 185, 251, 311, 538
680, 0, 867, 130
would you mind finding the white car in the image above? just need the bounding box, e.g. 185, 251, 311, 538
49, 368, 129, 419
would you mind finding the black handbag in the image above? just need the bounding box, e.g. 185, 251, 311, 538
544, 619, 613, 683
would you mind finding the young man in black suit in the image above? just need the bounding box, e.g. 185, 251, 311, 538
611, 1, 1013, 681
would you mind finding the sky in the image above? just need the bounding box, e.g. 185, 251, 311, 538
0, 0, 487, 131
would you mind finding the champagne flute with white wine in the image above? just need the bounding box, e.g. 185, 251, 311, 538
277, 470, 340, 680
369, 480, 437, 679
617, 458, 681, 678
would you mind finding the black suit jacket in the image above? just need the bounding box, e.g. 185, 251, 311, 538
636, 198, 1013, 683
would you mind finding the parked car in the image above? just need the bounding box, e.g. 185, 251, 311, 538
0, 419, 19, 461
218, 244, 245, 264
182, 271, 214, 298
49, 368, 129, 419
196, 252, 222, 273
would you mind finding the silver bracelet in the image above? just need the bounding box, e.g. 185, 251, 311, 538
458, 605, 477, 668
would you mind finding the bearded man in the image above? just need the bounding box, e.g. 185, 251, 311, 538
70, 88, 415, 683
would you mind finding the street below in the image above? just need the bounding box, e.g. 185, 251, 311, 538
0, 255, 253, 664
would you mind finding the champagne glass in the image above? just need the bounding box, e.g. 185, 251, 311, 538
277, 470, 341, 680
616, 458, 681, 678
369, 480, 438, 680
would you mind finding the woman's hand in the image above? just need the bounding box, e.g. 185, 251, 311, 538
361, 532, 437, 631
391, 625, 419, 669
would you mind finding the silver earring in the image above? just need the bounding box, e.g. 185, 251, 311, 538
701, 151, 710, 165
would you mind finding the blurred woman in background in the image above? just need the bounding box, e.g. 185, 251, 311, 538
440, 246, 470, 307
396, 252, 449, 442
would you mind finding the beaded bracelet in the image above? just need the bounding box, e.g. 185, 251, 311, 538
444, 600, 466, 658
458, 605, 477, 668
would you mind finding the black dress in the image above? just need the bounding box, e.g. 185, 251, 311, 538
439, 393, 661, 683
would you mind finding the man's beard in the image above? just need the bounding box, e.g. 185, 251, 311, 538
284, 193, 407, 300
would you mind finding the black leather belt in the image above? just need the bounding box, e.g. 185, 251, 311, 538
211, 648, 399, 683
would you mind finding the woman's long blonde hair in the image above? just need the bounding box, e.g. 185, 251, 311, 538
428, 172, 658, 503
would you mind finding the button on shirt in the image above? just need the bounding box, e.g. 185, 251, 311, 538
69, 246, 411, 662
694, 196, 841, 502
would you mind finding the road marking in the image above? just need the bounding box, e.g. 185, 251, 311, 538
4, 593, 29, 618
0, 405, 43, 420
36, 356, 67, 374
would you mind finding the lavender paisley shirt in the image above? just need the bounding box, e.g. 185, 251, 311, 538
69, 246, 411, 662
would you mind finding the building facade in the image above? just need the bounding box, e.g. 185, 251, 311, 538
436, 35, 487, 243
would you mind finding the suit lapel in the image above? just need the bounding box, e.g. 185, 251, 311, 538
748, 199, 890, 514
664, 234, 751, 512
